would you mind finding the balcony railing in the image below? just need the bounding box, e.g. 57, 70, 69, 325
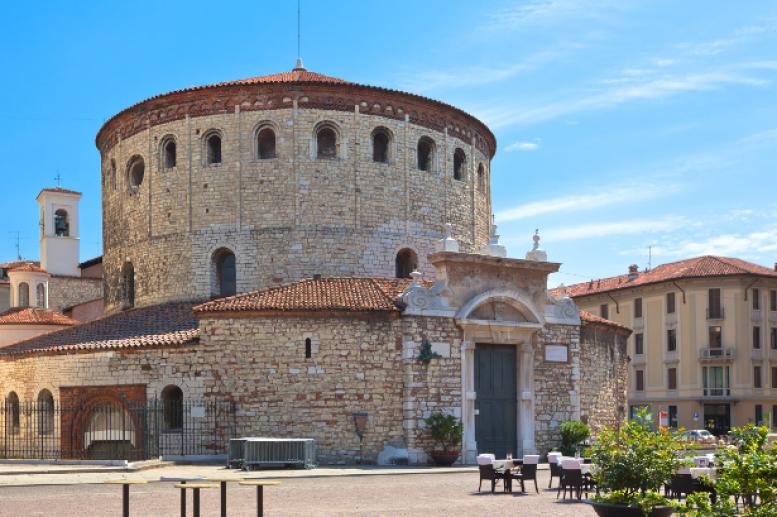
703, 387, 731, 397
706, 307, 725, 320
698, 347, 735, 361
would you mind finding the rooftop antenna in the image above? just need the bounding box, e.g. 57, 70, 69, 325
648, 245, 652, 271
10, 231, 22, 261
295, 0, 304, 70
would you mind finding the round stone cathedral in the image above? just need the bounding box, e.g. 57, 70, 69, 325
97, 65, 495, 313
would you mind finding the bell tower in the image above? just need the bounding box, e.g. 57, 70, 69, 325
36, 187, 82, 277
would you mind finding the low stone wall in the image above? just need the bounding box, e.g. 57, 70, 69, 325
534, 324, 581, 454
579, 322, 629, 434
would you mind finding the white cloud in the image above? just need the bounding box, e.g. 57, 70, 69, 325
477, 68, 772, 128
495, 184, 675, 223
542, 217, 686, 242
484, 0, 622, 31
643, 226, 777, 259
505, 141, 539, 152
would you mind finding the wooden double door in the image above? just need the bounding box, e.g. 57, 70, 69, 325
475, 344, 517, 458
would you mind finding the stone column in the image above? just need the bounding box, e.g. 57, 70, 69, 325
460, 338, 477, 463
518, 341, 536, 455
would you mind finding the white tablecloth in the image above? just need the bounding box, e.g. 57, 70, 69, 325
690, 467, 716, 480
580, 463, 596, 475
492, 459, 519, 470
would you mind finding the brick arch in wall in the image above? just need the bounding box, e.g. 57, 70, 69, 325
60, 385, 146, 460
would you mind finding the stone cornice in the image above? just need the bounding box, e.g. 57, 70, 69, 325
95, 82, 497, 159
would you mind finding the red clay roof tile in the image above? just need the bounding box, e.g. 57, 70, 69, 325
194, 277, 418, 314
579, 309, 632, 332
561, 256, 777, 298
0, 308, 78, 327
0, 302, 198, 357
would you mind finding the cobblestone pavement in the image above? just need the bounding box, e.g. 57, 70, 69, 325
0, 469, 597, 516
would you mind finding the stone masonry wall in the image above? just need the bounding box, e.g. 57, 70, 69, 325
197, 314, 407, 464
399, 316, 463, 464
48, 276, 103, 313
101, 102, 491, 313
579, 322, 629, 434
534, 324, 581, 454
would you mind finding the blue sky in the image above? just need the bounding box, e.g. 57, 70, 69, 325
1, 1, 775, 286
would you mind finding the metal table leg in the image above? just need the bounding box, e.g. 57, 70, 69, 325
193, 488, 201, 517
220, 481, 227, 517
180, 486, 187, 517
257, 485, 264, 517
122, 483, 129, 517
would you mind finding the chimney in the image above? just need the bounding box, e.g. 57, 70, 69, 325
313, 273, 322, 280
774, 262, 777, 272
628, 264, 639, 281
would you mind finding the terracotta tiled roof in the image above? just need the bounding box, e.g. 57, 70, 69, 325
0, 302, 199, 357
579, 310, 632, 332
79, 256, 103, 269
0, 260, 40, 270
561, 256, 777, 298
211, 68, 352, 87
38, 187, 81, 196
0, 308, 78, 327
195, 277, 419, 314
8, 263, 47, 274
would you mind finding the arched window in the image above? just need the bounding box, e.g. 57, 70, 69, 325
36, 283, 46, 308
5, 392, 20, 435
316, 124, 338, 159
121, 262, 135, 309
372, 127, 391, 163
54, 209, 70, 237
161, 385, 183, 431
453, 148, 466, 180
257, 127, 276, 159
205, 132, 222, 165
395, 248, 418, 279
127, 156, 145, 189
110, 159, 117, 191
212, 248, 236, 297
37, 389, 54, 435
417, 137, 435, 171
161, 137, 177, 169
18, 282, 30, 307
477, 163, 486, 191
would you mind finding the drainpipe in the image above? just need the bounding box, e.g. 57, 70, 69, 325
672, 281, 687, 304
607, 293, 620, 314
743, 277, 758, 301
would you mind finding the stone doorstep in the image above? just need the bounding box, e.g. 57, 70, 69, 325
0, 462, 549, 482
0, 459, 172, 476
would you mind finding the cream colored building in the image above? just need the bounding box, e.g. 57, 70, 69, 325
564, 256, 777, 435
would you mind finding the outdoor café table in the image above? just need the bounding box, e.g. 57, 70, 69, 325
175, 482, 218, 517
239, 479, 281, 517
206, 475, 246, 517
103, 479, 148, 517
690, 467, 716, 480
160, 477, 207, 517
492, 459, 523, 492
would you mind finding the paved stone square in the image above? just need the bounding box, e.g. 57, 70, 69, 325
0, 469, 597, 516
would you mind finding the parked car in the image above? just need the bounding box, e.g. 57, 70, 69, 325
681, 429, 717, 444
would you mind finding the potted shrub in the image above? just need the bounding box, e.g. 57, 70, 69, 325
424, 413, 462, 466
681, 424, 776, 516
559, 420, 590, 456
586, 408, 684, 517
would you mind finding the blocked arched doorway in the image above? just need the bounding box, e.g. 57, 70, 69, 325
82, 402, 138, 460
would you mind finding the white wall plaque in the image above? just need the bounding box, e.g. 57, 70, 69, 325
190, 406, 206, 418
544, 344, 568, 363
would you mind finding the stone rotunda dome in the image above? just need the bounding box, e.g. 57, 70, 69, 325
96, 66, 497, 313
